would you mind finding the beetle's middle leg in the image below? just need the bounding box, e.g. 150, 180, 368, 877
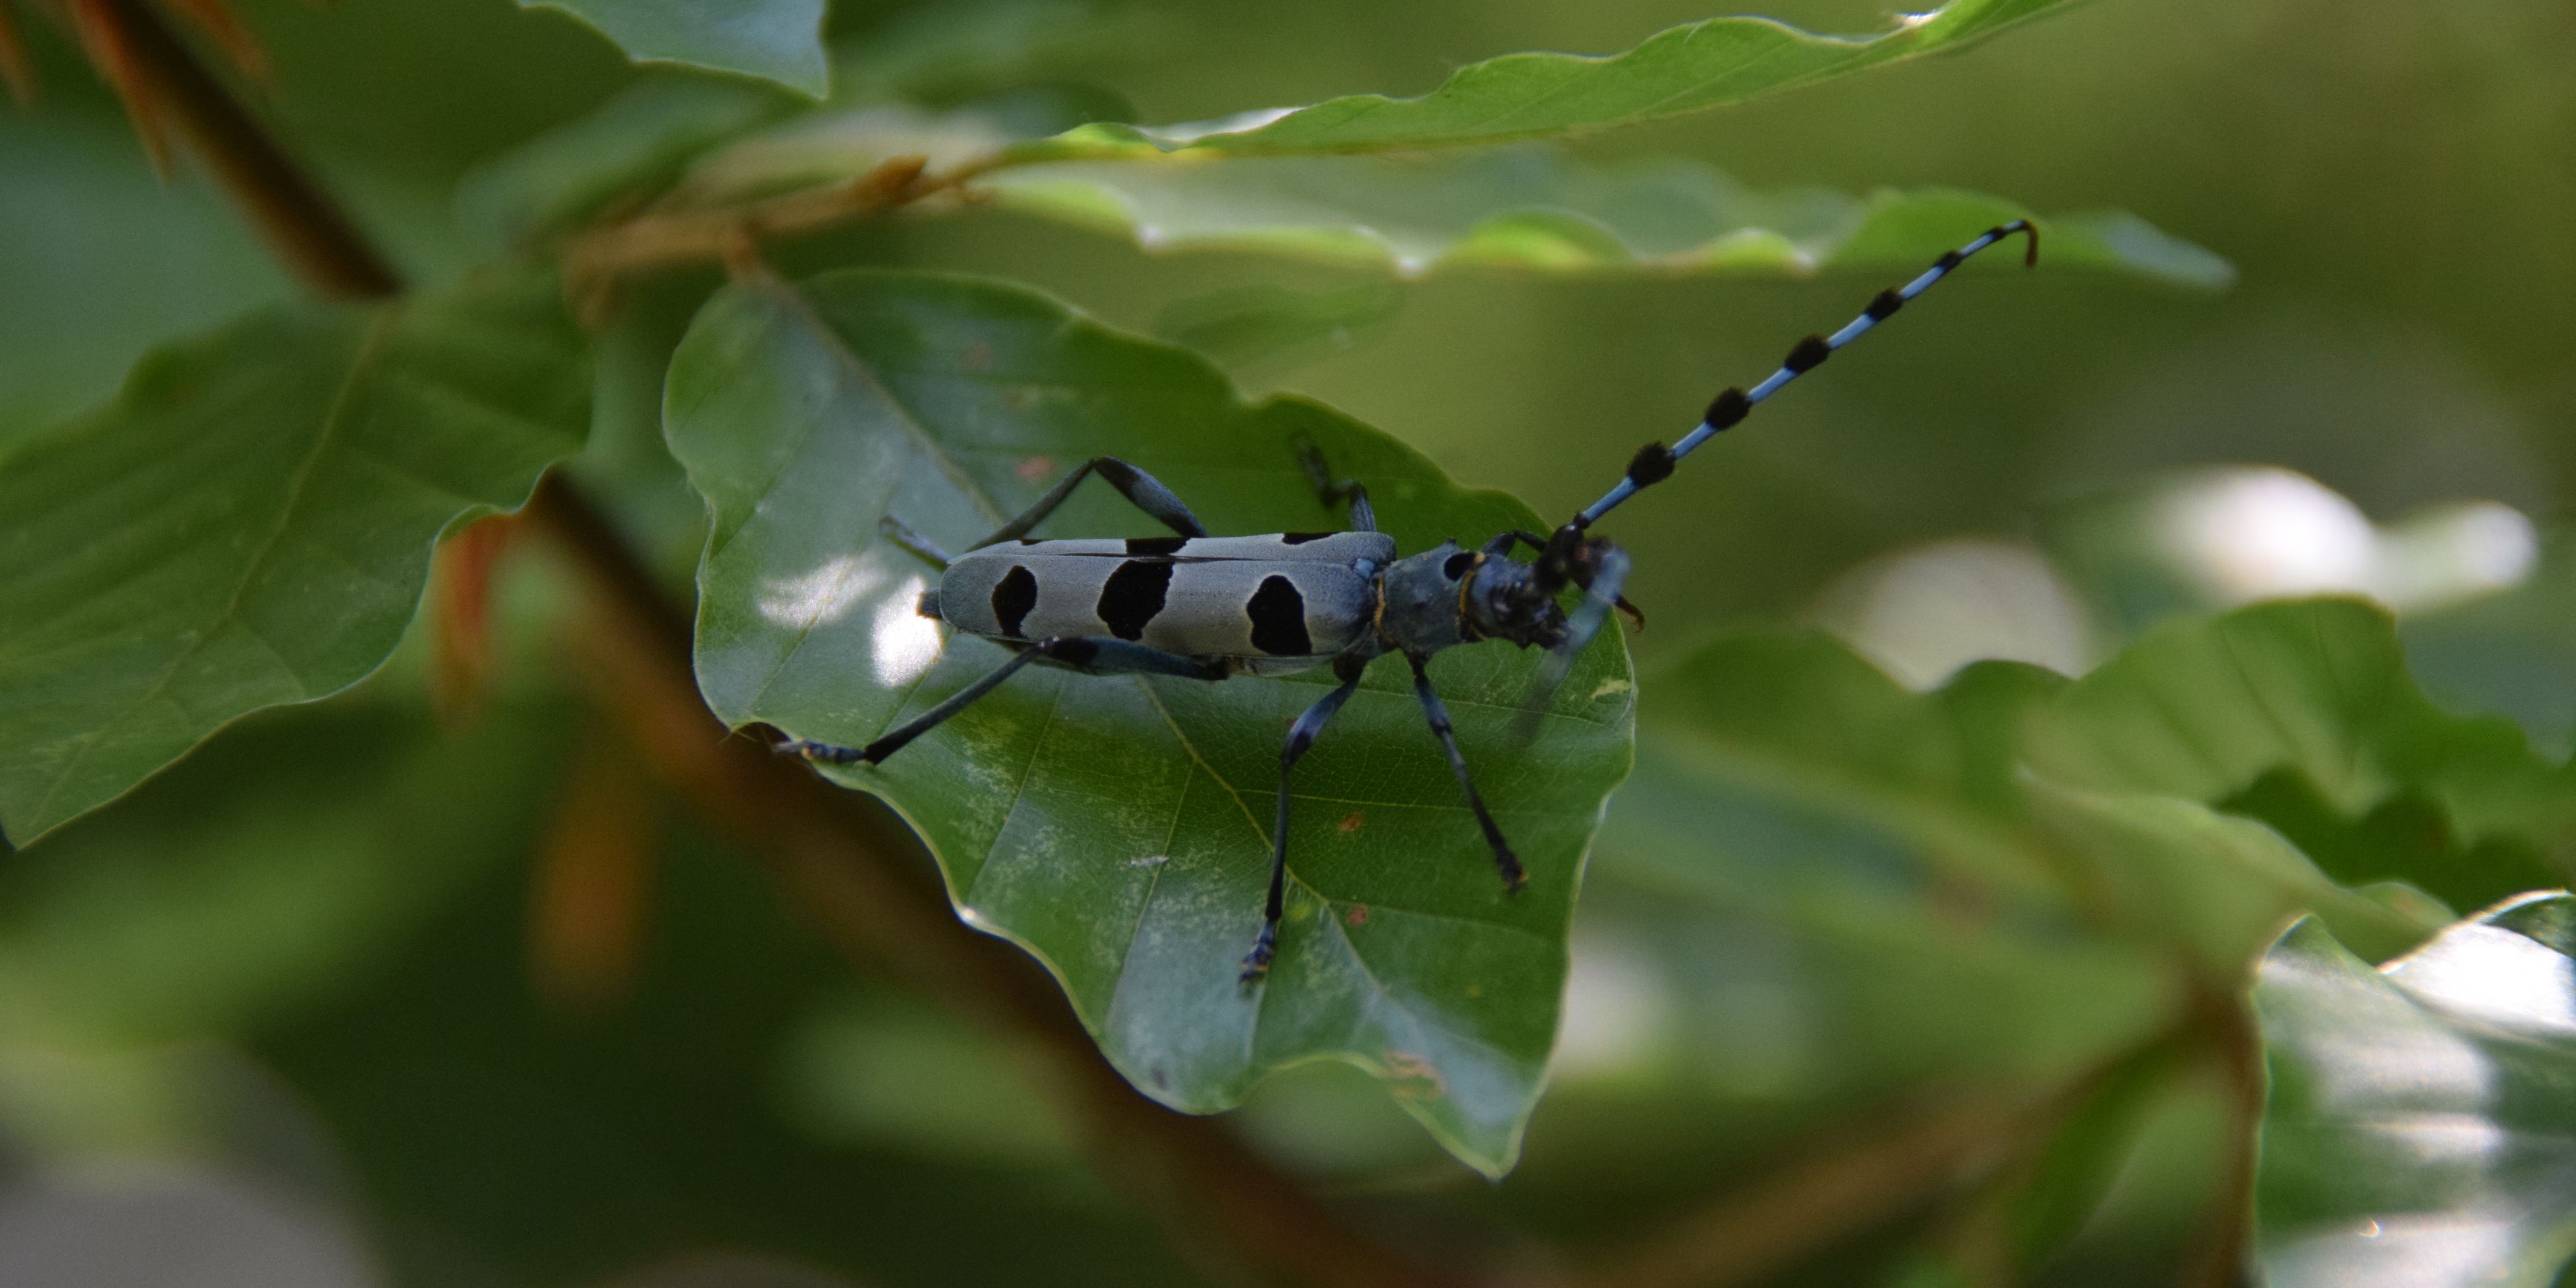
780, 636, 1231, 767
1242, 654, 1368, 982
1407, 653, 1528, 892
878, 514, 953, 570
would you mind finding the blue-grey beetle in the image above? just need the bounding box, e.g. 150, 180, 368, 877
781, 222, 2039, 979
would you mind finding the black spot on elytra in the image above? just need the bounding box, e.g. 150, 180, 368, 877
1442, 551, 1476, 580
1125, 536, 1188, 556
1248, 575, 1310, 655
1281, 532, 1334, 545
991, 566, 1037, 637
1097, 560, 1173, 641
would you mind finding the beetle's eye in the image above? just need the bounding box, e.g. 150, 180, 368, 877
1442, 551, 1476, 580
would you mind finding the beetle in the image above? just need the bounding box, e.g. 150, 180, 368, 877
779, 221, 2039, 980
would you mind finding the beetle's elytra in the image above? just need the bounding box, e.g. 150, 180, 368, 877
780, 222, 2041, 981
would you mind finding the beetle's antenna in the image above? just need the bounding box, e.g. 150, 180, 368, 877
1568, 221, 2037, 531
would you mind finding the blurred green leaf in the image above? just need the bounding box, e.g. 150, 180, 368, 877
985, 153, 2231, 286
1026, 0, 2099, 156
833, 0, 1153, 108
0, 112, 287, 441
1590, 633, 2173, 1094
0, 701, 567, 1046
653, 103, 2226, 286
521, 0, 828, 97
0, 273, 590, 845
2024, 599, 2576, 914
1149, 281, 1403, 371
663, 268, 1633, 1176
2254, 897, 2576, 1287
454, 74, 806, 250
2027, 779, 2437, 973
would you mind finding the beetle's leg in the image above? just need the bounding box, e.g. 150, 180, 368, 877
778, 637, 1230, 767
1408, 653, 1527, 892
1291, 434, 1375, 533
1243, 655, 1367, 982
969, 457, 1208, 549
878, 514, 953, 570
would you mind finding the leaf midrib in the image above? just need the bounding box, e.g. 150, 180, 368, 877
22, 309, 399, 831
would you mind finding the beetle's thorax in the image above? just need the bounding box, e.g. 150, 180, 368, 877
1375, 542, 1567, 656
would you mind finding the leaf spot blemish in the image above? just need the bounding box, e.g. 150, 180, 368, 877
1338, 811, 1363, 833
1345, 904, 1368, 927
1016, 454, 1055, 483
1383, 1051, 1446, 1100
1129, 853, 1168, 869
963, 341, 994, 371
1590, 678, 1631, 699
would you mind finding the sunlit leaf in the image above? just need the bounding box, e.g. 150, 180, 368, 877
2024, 599, 2576, 914
663, 268, 1633, 1175
2254, 896, 2576, 1287
0, 273, 590, 845
1026, 0, 2101, 156
521, 0, 827, 97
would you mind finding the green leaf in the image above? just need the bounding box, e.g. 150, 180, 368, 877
663, 269, 1635, 1176
2254, 897, 2576, 1287
0, 274, 591, 845
521, 0, 828, 97
2023, 599, 2576, 914
1029, 0, 2100, 156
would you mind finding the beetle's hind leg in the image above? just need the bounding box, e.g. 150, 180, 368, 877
1291, 434, 1375, 533
1408, 654, 1527, 892
778, 636, 1231, 767
1242, 655, 1367, 982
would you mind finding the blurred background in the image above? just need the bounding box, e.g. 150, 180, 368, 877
3, 0, 2573, 1284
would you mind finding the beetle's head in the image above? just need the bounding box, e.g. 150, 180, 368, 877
1475, 524, 1633, 717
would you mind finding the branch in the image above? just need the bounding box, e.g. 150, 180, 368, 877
522, 474, 1463, 1288
88, 0, 400, 300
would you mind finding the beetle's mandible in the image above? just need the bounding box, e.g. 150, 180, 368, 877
778, 222, 2041, 980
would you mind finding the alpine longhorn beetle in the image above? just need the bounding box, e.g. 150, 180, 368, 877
779, 220, 2040, 981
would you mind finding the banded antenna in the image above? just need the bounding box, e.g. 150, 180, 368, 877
1518, 220, 2040, 728
1572, 219, 2039, 532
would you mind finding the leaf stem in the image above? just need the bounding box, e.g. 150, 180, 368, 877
521, 474, 1464, 1288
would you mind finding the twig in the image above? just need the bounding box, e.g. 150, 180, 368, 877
561, 152, 977, 294
87, 0, 400, 299
522, 474, 1463, 1288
